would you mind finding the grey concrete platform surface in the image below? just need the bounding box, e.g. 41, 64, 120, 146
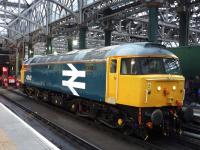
0, 102, 59, 150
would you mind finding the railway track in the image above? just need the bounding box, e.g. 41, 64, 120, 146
0, 88, 161, 150
193, 114, 200, 125
183, 108, 200, 140
0, 89, 101, 150
183, 123, 200, 136
1, 88, 200, 150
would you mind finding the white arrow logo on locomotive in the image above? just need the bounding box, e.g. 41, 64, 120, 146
62, 64, 86, 96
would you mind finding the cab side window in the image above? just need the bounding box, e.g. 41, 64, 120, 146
110, 59, 117, 73
121, 58, 137, 75
31, 58, 38, 64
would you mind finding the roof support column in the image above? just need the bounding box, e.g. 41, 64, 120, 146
79, 26, 87, 49
67, 38, 73, 51
104, 29, 112, 46
148, 6, 158, 43
146, 1, 162, 43
21, 42, 25, 61
46, 36, 52, 54
28, 42, 34, 58
16, 48, 19, 77
178, 2, 190, 46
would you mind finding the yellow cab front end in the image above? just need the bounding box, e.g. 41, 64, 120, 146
106, 55, 187, 134
117, 74, 184, 108
106, 55, 185, 108
142, 75, 184, 107
20, 63, 25, 84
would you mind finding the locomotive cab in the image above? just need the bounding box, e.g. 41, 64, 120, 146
106, 55, 186, 134
106, 56, 185, 107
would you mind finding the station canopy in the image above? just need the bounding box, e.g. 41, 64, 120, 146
0, 0, 199, 54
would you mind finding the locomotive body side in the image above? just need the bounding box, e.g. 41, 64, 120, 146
24, 61, 106, 102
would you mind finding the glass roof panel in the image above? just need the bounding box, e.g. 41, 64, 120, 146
8, 0, 26, 4
25, 0, 34, 5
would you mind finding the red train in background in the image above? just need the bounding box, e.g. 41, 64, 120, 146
0, 66, 19, 88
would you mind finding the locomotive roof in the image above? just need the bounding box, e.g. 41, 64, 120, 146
28, 42, 177, 64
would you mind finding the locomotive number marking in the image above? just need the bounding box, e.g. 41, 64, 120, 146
62, 64, 86, 96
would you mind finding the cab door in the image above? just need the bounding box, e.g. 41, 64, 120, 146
106, 58, 118, 104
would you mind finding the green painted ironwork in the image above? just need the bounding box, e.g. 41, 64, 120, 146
179, 10, 189, 46
170, 46, 200, 78
148, 7, 158, 43
104, 29, 112, 46
79, 26, 87, 49
67, 38, 73, 51
28, 43, 33, 58
46, 37, 52, 54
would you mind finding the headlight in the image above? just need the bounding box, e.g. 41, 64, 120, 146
157, 86, 161, 91
172, 86, 176, 91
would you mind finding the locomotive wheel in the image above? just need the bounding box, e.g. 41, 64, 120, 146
122, 126, 134, 136
136, 128, 149, 140
51, 95, 63, 106
69, 102, 78, 113
114, 115, 125, 128
25, 88, 33, 97
33, 89, 40, 101
40, 91, 49, 102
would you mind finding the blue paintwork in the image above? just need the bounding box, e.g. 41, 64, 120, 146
106, 43, 177, 57
24, 42, 177, 102
25, 62, 106, 102
25, 42, 177, 65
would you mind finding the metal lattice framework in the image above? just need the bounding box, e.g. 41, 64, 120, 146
0, 0, 199, 55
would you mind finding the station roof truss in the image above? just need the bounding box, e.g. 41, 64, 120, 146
0, 0, 199, 53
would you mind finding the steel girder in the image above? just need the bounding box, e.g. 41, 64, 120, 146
0, 1, 27, 8
0, 0, 200, 51
0, 8, 42, 26
30, 0, 200, 50
0, 13, 15, 19
80, 0, 200, 47
0, 24, 24, 36
48, 0, 79, 22
8, 0, 80, 41
0, 35, 15, 43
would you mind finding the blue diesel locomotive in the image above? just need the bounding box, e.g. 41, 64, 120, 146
20, 42, 192, 139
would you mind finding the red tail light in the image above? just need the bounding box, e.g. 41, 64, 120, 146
16, 81, 20, 88
3, 78, 8, 83
176, 100, 183, 109
163, 88, 170, 96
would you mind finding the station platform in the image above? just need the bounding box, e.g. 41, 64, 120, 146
0, 103, 59, 150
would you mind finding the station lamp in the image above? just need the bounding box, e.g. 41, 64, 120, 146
73, 40, 78, 46
53, 51, 58, 55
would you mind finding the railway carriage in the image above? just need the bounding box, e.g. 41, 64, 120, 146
20, 42, 191, 139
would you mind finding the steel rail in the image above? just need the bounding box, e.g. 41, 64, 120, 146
6, 88, 200, 150
6, 88, 164, 150
0, 90, 101, 150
